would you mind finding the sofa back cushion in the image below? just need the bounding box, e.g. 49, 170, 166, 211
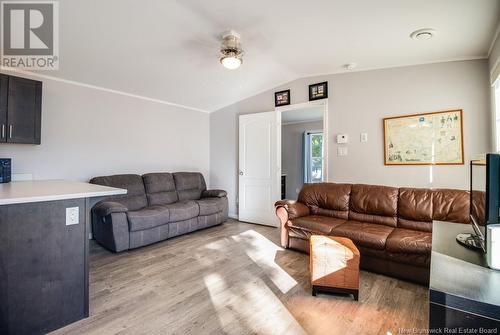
143, 173, 179, 206
90, 174, 147, 211
173, 172, 207, 201
298, 183, 351, 219
432, 189, 470, 224
398, 188, 433, 232
349, 184, 398, 227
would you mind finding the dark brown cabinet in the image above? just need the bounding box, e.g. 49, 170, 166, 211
0, 74, 42, 144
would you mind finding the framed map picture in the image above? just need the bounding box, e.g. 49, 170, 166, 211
383, 109, 464, 165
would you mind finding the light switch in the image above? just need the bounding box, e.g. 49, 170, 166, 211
337, 146, 348, 156
66, 207, 79, 226
360, 133, 368, 143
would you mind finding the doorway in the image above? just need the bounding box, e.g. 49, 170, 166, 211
237, 100, 327, 226
279, 101, 328, 200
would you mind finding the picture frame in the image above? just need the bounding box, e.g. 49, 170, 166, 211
275, 89, 290, 107
309, 81, 328, 101
383, 109, 464, 165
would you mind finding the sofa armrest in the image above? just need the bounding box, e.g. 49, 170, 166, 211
202, 189, 227, 198
275, 200, 310, 248
275, 200, 310, 219
92, 212, 130, 252
93, 201, 128, 217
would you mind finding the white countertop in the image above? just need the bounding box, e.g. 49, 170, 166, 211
0, 180, 127, 205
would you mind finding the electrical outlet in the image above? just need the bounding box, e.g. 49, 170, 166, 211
66, 207, 79, 226
360, 133, 368, 143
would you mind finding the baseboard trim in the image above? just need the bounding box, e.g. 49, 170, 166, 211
228, 212, 239, 220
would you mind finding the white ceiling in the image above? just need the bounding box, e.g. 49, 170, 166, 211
33, 0, 500, 112
282, 107, 324, 124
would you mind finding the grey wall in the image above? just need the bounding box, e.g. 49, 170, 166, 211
210, 60, 492, 217
282, 121, 323, 199
0, 72, 210, 183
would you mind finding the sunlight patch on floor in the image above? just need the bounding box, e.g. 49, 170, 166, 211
203, 237, 232, 251
202, 272, 306, 335
231, 229, 298, 294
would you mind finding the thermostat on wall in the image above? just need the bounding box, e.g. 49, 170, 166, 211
336, 134, 348, 144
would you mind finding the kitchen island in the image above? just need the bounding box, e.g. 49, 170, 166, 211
0, 180, 126, 335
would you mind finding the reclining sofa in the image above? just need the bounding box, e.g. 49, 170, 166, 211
276, 183, 470, 285
90, 172, 228, 252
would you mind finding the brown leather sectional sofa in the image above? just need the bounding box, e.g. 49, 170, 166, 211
275, 183, 470, 285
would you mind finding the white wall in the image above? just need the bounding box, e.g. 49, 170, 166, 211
282, 120, 323, 199
210, 60, 492, 217
0, 72, 210, 182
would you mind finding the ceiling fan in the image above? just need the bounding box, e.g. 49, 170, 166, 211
219, 30, 243, 70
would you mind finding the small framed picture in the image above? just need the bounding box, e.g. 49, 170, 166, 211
275, 89, 290, 107
309, 81, 328, 101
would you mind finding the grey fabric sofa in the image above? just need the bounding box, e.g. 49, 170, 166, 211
90, 172, 228, 252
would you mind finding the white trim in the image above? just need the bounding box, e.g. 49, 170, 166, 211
491, 58, 500, 84
488, 22, 500, 57
281, 117, 323, 126
228, 212, 239, 220
300, 56, 487, 82
275, 99, 327, 113
0, 67, 210, 114
306, 129, 323, 134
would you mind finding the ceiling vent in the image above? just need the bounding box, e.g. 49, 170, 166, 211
220, 31, 243, 70
410, 28, 436, 40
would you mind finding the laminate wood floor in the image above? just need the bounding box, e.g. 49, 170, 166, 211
51, 220, 428, 335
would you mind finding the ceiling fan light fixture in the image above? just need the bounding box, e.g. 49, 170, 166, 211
220, 30, 243, 70
220, 54, 242, 70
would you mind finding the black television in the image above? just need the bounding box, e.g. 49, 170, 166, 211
457, 153, 500, 251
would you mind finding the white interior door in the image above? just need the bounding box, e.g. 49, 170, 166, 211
239, 111, 280, 226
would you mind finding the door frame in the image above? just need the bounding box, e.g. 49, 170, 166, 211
276, 99, 329, 187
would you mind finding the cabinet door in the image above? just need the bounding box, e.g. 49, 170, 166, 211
7, 76, 42, 144
0, 75, 7, 143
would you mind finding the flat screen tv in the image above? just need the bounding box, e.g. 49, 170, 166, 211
457, 153, 500, 251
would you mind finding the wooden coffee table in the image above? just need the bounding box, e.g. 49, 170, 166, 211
310, 235, 360, 300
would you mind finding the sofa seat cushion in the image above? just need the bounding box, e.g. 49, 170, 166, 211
290, 215, 346, 235
127, 206, 170, 232
386, 251, 430, 268
386, 228, 431, 254
162, 201, 199, 221
196, 198, 225, 216
332, 221, 394, 250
